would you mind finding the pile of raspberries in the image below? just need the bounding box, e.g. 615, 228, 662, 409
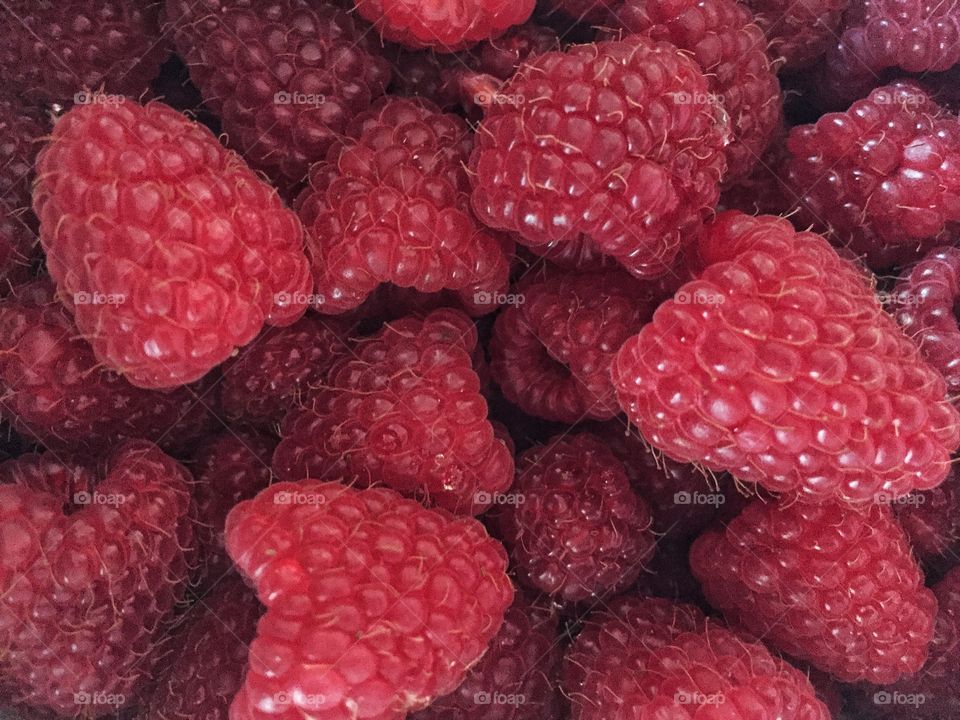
7, 0, 960, 719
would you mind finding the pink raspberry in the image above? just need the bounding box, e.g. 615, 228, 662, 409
744, 0, 849, 70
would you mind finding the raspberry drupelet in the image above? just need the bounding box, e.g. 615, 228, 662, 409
743, 0, 849, 70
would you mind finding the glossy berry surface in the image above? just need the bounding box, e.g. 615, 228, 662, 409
272, 309, 514, 515
0, 100, 43, 288
225, 480, 514, 720
33, 97, 312, 389
296, 97, 512, 316
893, 468, 960, 562
691, 498, 937, 683
489, 269, 655, 423
498, 433, 655, 602
743, 0, 849, 70
470, 36, 729, 279
612, 211, 960, 504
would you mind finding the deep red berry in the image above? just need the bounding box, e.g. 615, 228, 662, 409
273, 308, 514, 515
0, 280, 217, 453
220, 315, 351, 427
743, 0, 849, 70
489, 269, 655, 423
0, 441, 194, 717
498, 433, 655, 602
33, 97, 312, 389
410, 590, 561, 720
355, 0, 536, 52
166, 0, 391, 189
542, 0, 619, 23
296, 97, 513, 316
562, 595, 830, 720
136, 573, 260, 720
612, 211, 960, 504
692, 499, 937, 683
606, 0, 782, 183
785, 82, 960, 269
0, 1, 167, 105
0, 100, 43, 288
470, 36, 729, 279
225, 480, 514, 720
893, 468, 960, 562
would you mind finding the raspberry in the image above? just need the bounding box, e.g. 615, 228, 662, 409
295, 97, 513, 316
605, 0, 782, 183
489, 269, 655, 423
0, 1, 168, 105
562, 595, 830, 720
691, 498, 937, 683
220, 315, 351, 427
165, 0, 391, 189
497, 433, 655, 602
893, 468, 960, 562
470, 36, 729, 279
355, 0, 536, 52
410, 590, 562, 720
33, 96, 312, 390
225, 480, 514, 720
0, 101, 43, 288
0, 280, 217, 453
273, 309, 514, 515
612, 211, 960, 504
743, 0, 849, 70
542, 0, 619, 24
137, 573, 260, 720
0, 441, 194, 716
785, 82, 960, 269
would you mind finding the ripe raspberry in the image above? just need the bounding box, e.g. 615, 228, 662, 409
273, 309, 514, 515
225, 480, 514, 720
691, 498, 937, 683
474, 22, 560, 81
785, 82, 960, 269
0, 100, 43, 288
0, 1, 168, 105
892, 468, 960, 562
296, 97, 512, 316
612, 211, 960, 504
33, 96, 312, 390
498, 433, 655, 602
489, 269, 655, 423
606, 0, 782, 183
743, 0, 849, 70
0, 280, 217, 453
0, 441, 194, 716
136, 573, 260, 720
562, 595, 830, 720
220, 315, 351, 427
165, 0, 391, 189
470, 37, 729, 279
410, 590, 561, 720
355, 0, 536, 52
541, 0, 619, 24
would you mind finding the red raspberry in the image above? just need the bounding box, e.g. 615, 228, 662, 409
0, 100, 43, 288
273, 309, 514, 515
296, 97, 512, 316
489, 269, 655, 423
220, 315, 351, 427
0, 280, 217, 453
785, 82, 960, 269
562, 595, 830, 720
605, 0, 782, 183
892, 468, 960, 562
469, 37, 729, 279
498, 433, 655, 602
691, 498, 937, 683
33, 96, 312, 390
137, 573, 260, 720
743, 0, 849, 70
0, 441, 194, 716
893, 246, 960, 400
410, 590, 561, 720
355, 0, 536, 52
0, 1, 168, 105
474, 22, 560, 81
612, 211, 960, 504
542, 0, 619, 23
225, 480, 514, 720
165, 0, 391, 189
